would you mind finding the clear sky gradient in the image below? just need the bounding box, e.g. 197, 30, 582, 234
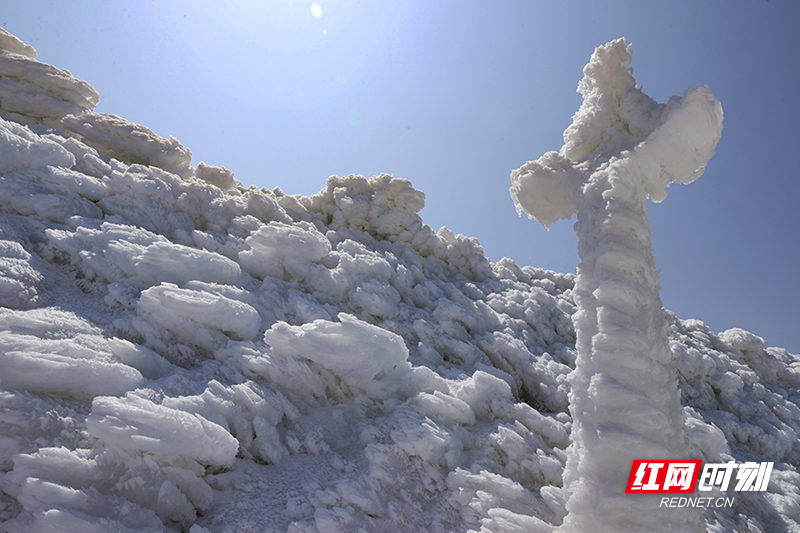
3, 1, 799, 352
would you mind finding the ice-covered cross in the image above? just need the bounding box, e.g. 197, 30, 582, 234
510, 39, 722, 532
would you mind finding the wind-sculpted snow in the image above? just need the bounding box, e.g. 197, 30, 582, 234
0, 30, 797, 533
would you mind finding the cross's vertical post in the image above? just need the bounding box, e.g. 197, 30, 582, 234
510, 38, 723, 532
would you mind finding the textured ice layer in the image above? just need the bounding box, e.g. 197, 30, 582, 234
0, 30, 797, 533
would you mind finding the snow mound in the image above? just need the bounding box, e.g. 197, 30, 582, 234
0, 30, 797, 533
62, 112, 193, 177
0, 29, 98, 126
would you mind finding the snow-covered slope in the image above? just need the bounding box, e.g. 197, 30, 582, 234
0, 28, 798, 533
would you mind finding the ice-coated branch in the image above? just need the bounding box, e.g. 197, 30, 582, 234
510, 38, 722, 532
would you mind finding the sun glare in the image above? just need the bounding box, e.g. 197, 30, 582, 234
311, 3, 322, 19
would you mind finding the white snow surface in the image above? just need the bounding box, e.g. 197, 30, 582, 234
0, 31, 798, 533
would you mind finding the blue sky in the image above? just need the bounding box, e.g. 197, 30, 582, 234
4, 1, 799, 352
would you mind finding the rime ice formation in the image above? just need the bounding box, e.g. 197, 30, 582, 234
0, 29, 798, 533
511, 39, 723, 532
